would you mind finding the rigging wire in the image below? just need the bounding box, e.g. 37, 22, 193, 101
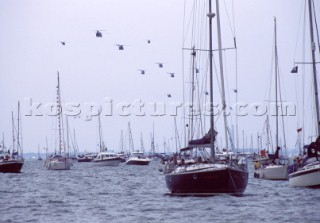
312, 0, 320, 54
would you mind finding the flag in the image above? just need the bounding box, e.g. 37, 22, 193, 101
291, 66, 298, 73
260, 149, 266, 157
297, 128, 302, 133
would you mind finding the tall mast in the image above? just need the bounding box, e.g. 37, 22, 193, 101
66, 115, 70, 155
128, 122, 134, 152
190, 47, 196, 141
152, 122, 155, 154
57, 72, 63, 156
308, 0, 320, 136
174, 117, 179, 153
215, 0, 229, 150
208, 0, 216, 160
11, 111, 15, 154
17, 101, 21, 154
120, 130, 124, 152
45, 136, 48, 158
73, 129, 78, 154
140, 132, 144, 153
98, 113, 102, 151
274, 17, 279, 149
2, 132, 4, 150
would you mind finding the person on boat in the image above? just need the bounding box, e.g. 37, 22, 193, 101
254, 161, 260, 170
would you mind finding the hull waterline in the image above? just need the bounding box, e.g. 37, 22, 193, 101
0, 160, 24, 173
165, 165, 248, 195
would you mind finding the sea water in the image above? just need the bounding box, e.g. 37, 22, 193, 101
0, 159, 319, 223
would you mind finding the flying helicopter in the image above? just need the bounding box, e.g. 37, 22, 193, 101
59, 41, 66, 46
167, 72, 174, 78
138, 69, 145, 75
167, 94, 172, 98
95, 30, 108, 38
115, 44, 125, 50
156, 62, 163, 68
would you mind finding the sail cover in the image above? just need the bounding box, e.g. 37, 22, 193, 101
188, 128, 218, 147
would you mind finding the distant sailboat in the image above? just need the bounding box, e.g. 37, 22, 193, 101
37, 145, 43, 161
125, 123, 150, 165
45, 72, 72, 170
253, 18, 288, 180
92, 113, 121, 166
289, 0, 320, 187
0, 102, 24, 173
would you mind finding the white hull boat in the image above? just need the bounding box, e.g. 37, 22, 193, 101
92, 152, 121, 166
289, 162, 320, 187
254, 164, 288, 180
45, 157, 72, 170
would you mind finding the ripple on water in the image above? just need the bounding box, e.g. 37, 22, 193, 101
1, 160, 320, 222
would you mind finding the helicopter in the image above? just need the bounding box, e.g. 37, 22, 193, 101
167, 94, 172, 98
95, 30, 107, 38
115, 44, 125, 50
167, 72, 174, 78
60, 41, 66, 46
138, 69, 145, 75
156, 62, 163, 68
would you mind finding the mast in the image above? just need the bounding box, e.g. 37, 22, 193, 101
2, 132, 4, 150
207, 0, 216, 160
190, 47, 196, 141
308, 0, 320, 136
45, 136, 48, 158
73, 129, 78, 155
11, 111, 15, 154
66, 115, 70, 155
152, 122, 155, 154
215, 0, 229, 150
174, 116, 179, 153
274, 17, 279, 149
140, 132, 144, 153
57, 72, 63, 156
17, 101, 22, 155
98, 113, 102, 151
120, 130, 124, 152
128, 122, 134, 152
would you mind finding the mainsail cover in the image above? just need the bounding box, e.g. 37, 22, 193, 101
188, 128, 218, 147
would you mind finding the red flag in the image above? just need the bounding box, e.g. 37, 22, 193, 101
260, 149, 266, 157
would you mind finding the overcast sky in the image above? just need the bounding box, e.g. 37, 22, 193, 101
1, 0, 319, 155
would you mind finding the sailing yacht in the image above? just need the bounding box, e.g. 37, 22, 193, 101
165, 0, 248, 195
289, 0, 320, 187
253, 18, 288, 180
92, 114, 121, 166
37, 145, 43, 161
45, 72, 72, 170
0, 103, 24, 173
125, 123, 150, 165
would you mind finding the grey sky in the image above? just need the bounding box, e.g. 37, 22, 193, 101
0, 0, 319, 154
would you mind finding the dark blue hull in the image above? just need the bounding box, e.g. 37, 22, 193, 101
125, 160, 150, 165
0, 160, 24, 173
165, 166, 248, 195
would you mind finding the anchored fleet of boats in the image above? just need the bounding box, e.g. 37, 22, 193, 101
2, 0, 320, 195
